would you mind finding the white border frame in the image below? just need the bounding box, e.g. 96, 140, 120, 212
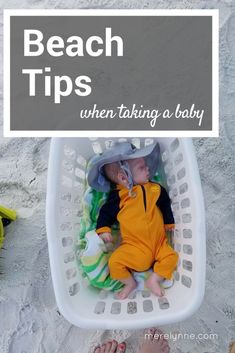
4, 9, 219, 137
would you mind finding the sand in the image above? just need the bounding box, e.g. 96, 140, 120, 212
0, 1, 235, 353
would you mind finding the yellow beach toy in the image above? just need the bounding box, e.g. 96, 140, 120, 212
0, 205, 17, 249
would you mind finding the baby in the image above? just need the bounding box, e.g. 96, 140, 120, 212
88, 142, 178, 299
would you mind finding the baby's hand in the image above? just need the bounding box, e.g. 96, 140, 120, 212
165, 224, 175, 231
99, 232, 113, 243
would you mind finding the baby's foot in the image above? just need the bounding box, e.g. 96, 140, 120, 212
145, 273, 165, 297
94, 340, 126, 353
140, 328, 170, 353
117, 278, 137, 300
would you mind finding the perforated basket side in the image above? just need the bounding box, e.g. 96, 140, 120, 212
159, 138, 206, 311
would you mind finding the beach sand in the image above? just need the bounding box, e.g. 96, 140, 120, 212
0, 1, 235, 353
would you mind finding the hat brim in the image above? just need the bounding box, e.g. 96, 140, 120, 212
87, 142, 160, 192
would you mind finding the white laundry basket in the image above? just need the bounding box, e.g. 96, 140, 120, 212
46, 137, 206, 329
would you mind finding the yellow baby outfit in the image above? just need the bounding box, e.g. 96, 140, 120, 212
96, 182, 178, 281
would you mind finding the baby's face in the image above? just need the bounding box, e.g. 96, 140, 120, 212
128, 157, 149, 184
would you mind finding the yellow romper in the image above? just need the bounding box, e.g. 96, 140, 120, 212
96, 182, 178, 280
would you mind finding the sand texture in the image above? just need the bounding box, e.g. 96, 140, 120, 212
0, 1, 235, 353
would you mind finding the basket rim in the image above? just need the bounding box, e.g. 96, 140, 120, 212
46, 137, 206, 329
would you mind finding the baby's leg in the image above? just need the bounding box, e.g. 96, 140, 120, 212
109, 244, 152, 300
146, 238, 178, 297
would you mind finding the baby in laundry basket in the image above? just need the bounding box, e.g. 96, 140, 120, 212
87, 142, 178, 299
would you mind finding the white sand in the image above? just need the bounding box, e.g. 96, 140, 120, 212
0, 1, 235, 353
